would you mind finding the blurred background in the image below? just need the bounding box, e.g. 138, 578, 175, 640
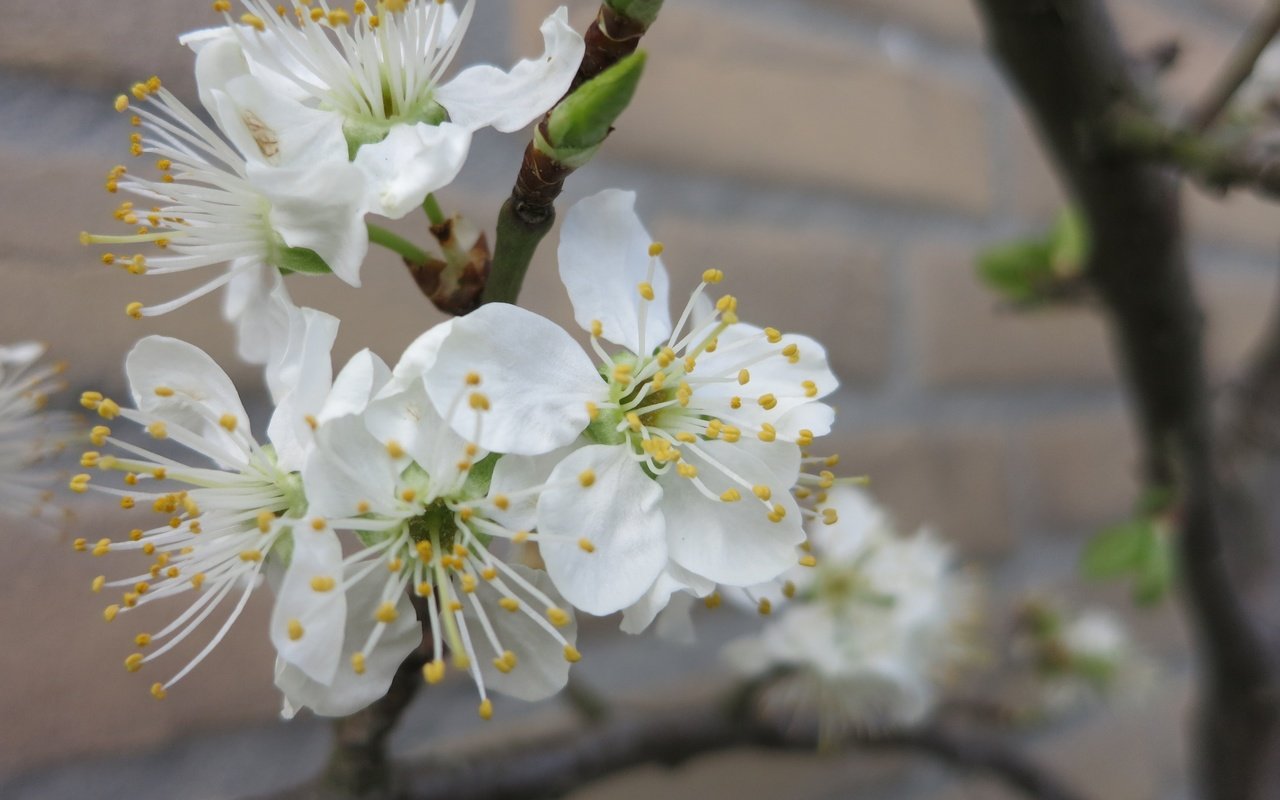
2, 0, 1274, 797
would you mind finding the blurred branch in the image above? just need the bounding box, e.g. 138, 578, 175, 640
1188, 0, 1280, 132
973, 1, 1280, 798
404, 699, 1086, 800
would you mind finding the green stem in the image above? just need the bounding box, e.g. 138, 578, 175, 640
368, 223, 431, 265
481, 199, 555, 306
422, 194, 447, 227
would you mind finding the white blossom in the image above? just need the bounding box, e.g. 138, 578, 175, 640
422, 189, 839, 620
0, 343, 75, 523
194, 0, 584, 219
724, 487, 979, 740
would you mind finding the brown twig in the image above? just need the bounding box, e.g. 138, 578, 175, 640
1188, 0, 1280, 132
403, 706, 1086, 800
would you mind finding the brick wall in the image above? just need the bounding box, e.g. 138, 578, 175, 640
0, 1, 1272, 798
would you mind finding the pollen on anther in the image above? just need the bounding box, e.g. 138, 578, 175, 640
547, 607, 571, 628
799, 554, 818, 568
702, 268, 724, 284
126, 302, 144, 320
469, 392, 490, 411
374, 602, 398, 623
563, 644, 582, 663
499, 597, 519, 612
578, 469, 596, 488
478, 699, 494, 720
590, 320, 603, 337
637, 282, 655, 301
578, 538, 596, 553
720, 489, 741, 503
150, 683, 167, 700
704, 593, 722, 609
493, 494, 510, 511
386, 440, 405, 459
822, 508, 839, 525
423, 660, 445, 684
351, 652, 366, 675
648, 242, 664, 257
758, 598, 773, 616
125, 653, 144, 672
752, 485, 772, 501
311, 575, 336, 592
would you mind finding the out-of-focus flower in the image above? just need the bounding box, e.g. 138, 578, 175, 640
0, 342, 75, 522
283, 330, 580, 719
724, 487, 980, 741
194, 0, 584, 219
423, 189, 838, 620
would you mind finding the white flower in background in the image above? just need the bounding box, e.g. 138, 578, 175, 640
80, 66, 368, 362
195, 0, 584, 219
422, 189, 838, 620
72, 327, 347, 702
1017, 604, 1155, 715
0, 343, 75, 523
724, 487, 979, 740
282, 330, 580, 720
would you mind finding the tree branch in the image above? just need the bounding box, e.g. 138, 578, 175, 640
403, 704, 1085, 800
973, 1, 1280, 796
1188, 0, 1280, 132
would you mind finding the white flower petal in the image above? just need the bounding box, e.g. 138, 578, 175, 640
434, 7, 584, 132
619, 563, 713, 637
319, 349, 391, 424
425, 303, 604, 456
352, 122, 471, 219
364, 382, 477, 486
486, 447, 574, 532
274, 572, 420, 718
125, 336, 250, 462
660, 439, 803, 586
378, 320, 455, 398
223, 260, 289, 367
304, 415, 400, 519
537, 445, 667, 615
271, 526, 347, 684
219, 74, 352, 168
463, 564, 576, 701
558, 189, 672, 352
267, 304, 340, 472
249, 159, 370, 286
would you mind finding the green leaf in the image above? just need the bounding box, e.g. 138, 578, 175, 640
976, 239, 1054, 304
547, 51, 647, 152
1081, 521, 1149, 579
276, 246, 332, 275
605, 0, 664, 26
1048, 208, 1090, 278
1132, 522, 1176, 605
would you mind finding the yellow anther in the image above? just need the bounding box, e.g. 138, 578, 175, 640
758, 423, 777, 443
448, 600, 464, 613
351, 652, 366, 675
768, 503, 787, 523
493, 650, 517, 674
782, 343, 799, 363
657, 347, 676, 367
125, 653, 144, 672
126, 302, 144, 320
146, 421, 168, 439
819, 470, 836, 489
150, 683, 167, 700
465, 372, 482, 386
578, 469, 596, 488
114, 94, 130, 112
513, 530, 530, 543
460, 573, 477, 594
547, 607, 571, 628
563, 644, 582, 663
492, 494, 510, 511
684, 356, 697, 373
802, 380, 819, 398
327, 8, 350, 24
730, 396, 742, 409
825, 454, 841, 467
752, 485, 772, 501
578, 538, 596, 553
212, 0, 232, 10
585, 401, 600, 420
612, 362, 633, 384
677, 462, 698, 479
478, 699, 494, 720
715, 295, 738, 313
91, 575, 107, 593
142, 542, 156, 555
783, 580, 797, 599
758, 394, 778, 411
386, 440, 405, 459
723, 426, 742, 443
81, 451, 101, 468
458, 507, 474, 522
481, 567, 497, 581
469, 392, 490, 411
103, 604, 120, 622
704, 592, 722, 609
413, 580, 431, 596
675, 432, 697, 444
310, 7, 324, 20
135, 633, 152, 648
764, 327, 783, 344
625, 412, 642, 432
590, 319, 603, 337
240, 12, 266, 30
254, 510, 273, 534
499, 597, 519, 612
799, 554, 818, 568
822, 508, 839, 526
73, 537, 88, 553
648, 241, 665, 257
218, 413, 238, 432
415, 540, 433, 560
191, 573, 206, 589
357, 501, 371, 514
702, 268, 724, 284
92, 537, 111, 556
400, 487, 417, 503
310, 575, 336, 592
423, 660, 446, 684
720, 488, 741, 502
239, 549, 263, 562
120, 496, 135, 510
638, 282, 655, 301
80, 391, 102, 410
737, 369, 751, 386
797, 430, 814, 447
758, 598, 772, 616
287, 621, 306, 643
374, 602, 398, 623
452, 651, 470, 668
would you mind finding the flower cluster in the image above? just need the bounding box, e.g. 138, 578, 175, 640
724, 486, 980, 742
80, 0, 583, 364
73, 187, 844, 719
